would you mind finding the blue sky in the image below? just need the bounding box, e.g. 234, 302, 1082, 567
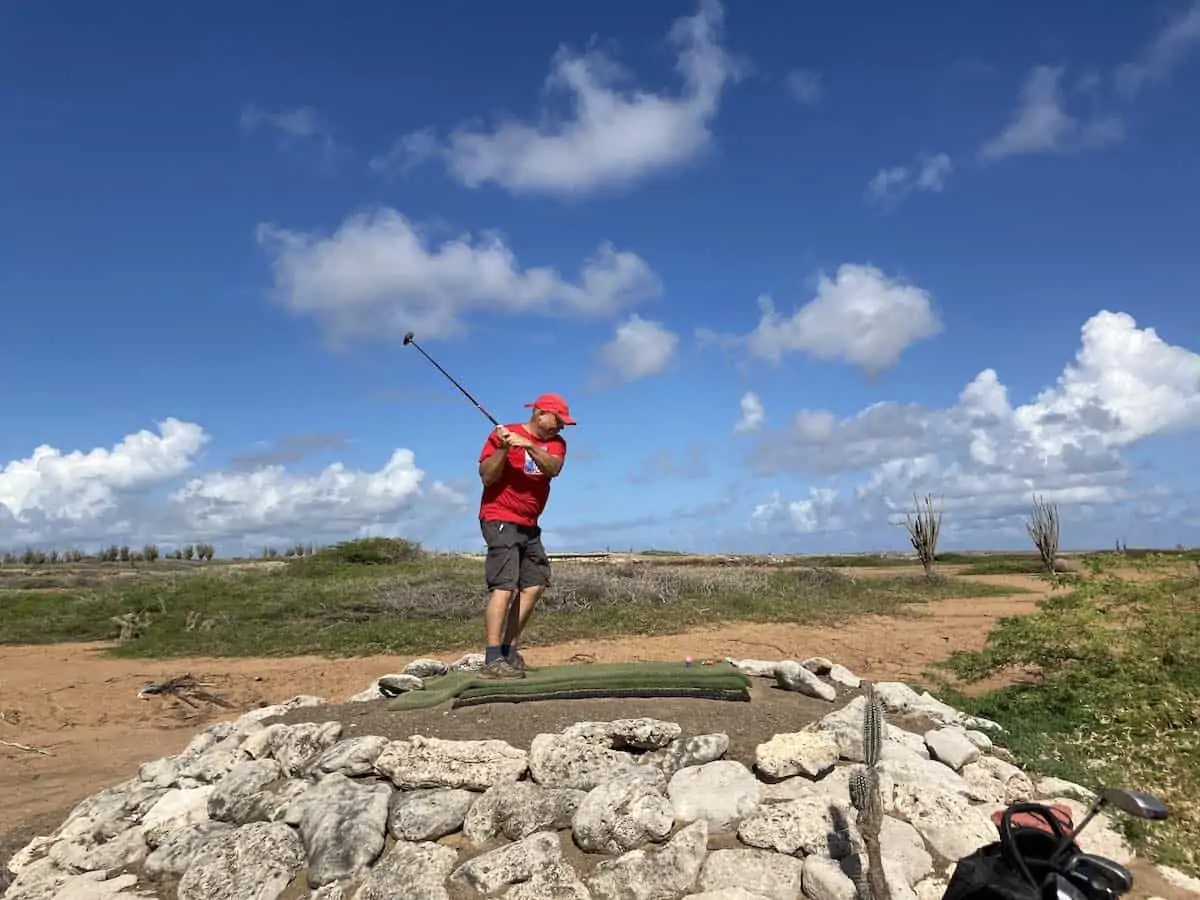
2, 0, 1198, 556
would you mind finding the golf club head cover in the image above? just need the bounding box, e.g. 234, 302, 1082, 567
991, 804, 1075, 835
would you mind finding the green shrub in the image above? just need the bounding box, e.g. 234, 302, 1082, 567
289, 536, 425, 572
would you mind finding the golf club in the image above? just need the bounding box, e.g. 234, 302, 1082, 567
1045, 872, 1090, 900
1063, 853, 1133, 899
1048, 788, 1168, 868
402, 331, 499, 427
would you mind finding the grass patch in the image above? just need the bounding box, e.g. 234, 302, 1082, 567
926, 572, 1200, 876
797, 555, 918, 568
1, 550, 1019, 659
953, 555, 1058, 576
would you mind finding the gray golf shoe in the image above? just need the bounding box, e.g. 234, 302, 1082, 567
477, 658, 525, 679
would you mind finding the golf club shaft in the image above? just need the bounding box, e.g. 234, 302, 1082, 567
406, 337, 500, 426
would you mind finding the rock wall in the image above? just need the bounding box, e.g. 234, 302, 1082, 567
0, 657, 1144, 900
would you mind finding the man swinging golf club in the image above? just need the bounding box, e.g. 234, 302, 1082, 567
476, 392, 574, 679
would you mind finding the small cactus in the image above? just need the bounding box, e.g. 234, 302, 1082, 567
850, 767, 881, 822
849, 683, 889, 900
850, 768, 870, 809
863, 684, 884, 767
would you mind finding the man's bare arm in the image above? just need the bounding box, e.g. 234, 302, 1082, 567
479, 446, 509, 486
525, 444, 564, 478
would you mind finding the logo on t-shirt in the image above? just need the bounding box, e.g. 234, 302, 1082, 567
523, 449, 539, 475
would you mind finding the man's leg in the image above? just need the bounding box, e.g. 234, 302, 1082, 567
479, 521, 524, 677
485, 589, 517, 657
500, 585, 545, 648
502, 528, 551, 665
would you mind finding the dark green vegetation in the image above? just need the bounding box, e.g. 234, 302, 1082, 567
0, 538, 1021, 658
928, 566, 1200, 876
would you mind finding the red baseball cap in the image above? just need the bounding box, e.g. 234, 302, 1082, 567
525, 393, 576, 425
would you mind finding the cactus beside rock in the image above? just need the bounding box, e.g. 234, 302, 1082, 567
849, 682, 889, 900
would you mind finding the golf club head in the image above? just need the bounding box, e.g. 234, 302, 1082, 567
1043, 872, 1090, 900
1100, 788, 1168, 820
1065, 853, 1133, 896
402, 331, 415, 346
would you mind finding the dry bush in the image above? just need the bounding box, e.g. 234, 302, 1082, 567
903, 493, 942, 577
368, 561, 774, 621
553, 563, 766, 610
1027, 494, 1060, 574
111, 611, 152, 641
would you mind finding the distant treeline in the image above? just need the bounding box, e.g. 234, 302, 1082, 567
0, 541, 323, 565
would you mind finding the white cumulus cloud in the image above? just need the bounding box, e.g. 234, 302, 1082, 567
594, 314, 679, 385
171, 450, 430, 536
751, 488, 840, 534
257, 207, 662, 342
0, 419, 208, 525
0, 421, 467, 553
734, 391, 765, 433
373, 0, 739, 196
708, 264, 942, 374
749, 309, 1200, 541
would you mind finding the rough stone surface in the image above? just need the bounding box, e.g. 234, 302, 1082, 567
641, 733, 731, 778
464, 780, 584, 843
573, 768, 675, 852
563, 717, 683, 750
668, 760, 762, 830
755, 731, 840, 780
698, 847, 806, 899
388, 787, 477, 842
354, 839, 457, 900
375, 734, 528, 790
924, 728, 982, 772
279, 772, 391, 886
449, 830, 562, 895
775, 661, 838, 702
5, 654, 1157, 900
529, 732, 640, 790
176, 821, 306, 900
586, 819, 710, 900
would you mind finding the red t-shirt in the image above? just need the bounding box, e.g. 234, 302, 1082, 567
478, 423, 567, 527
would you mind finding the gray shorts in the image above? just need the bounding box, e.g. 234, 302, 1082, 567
480, 519, 551, 592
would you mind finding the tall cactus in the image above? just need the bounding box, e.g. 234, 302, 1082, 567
848, 683, 889, 900
863, 682, 884, 767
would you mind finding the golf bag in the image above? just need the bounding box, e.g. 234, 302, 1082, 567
942, 803, 1080, 900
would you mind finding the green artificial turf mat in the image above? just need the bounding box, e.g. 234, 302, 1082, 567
384, 660, 751, 711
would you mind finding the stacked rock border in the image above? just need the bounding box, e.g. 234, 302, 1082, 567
2, 654, 1175, 900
